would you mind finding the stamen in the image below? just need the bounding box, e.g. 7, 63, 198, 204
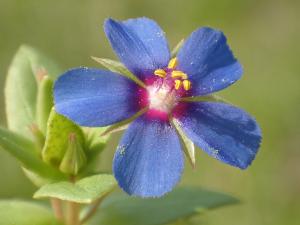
171, 70, 188, 80
183, 80, 191, 90
154, 69, 167, 78
168, 58, 178, 69
174, 79, 182, 90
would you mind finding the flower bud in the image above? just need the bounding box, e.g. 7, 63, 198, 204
59, 133, 87, 176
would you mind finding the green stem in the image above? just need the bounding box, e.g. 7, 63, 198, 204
80, 190, 113, 224
80, 199, 101, 225
50, 198, 64, 222
66, 201, 80, 225
65, 175, 80, 225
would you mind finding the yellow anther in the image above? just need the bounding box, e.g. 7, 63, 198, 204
154, 69, 167, 78
174, 79, 182, 90
168, 58, 178, 69
171, 70, 188, 80
183, 80, 191, 91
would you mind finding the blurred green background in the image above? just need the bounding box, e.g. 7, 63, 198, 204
0, 0, 299, 224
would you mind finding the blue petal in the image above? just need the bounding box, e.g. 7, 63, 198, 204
178, 102, 261, 169
54, 67, 140, 127
104, 17, 170, 80
177, 27, 243, 96
113, 115, 184, 197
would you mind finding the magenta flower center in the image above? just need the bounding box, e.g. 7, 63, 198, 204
139, 58, 191, 120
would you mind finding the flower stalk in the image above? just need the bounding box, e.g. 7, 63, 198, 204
50, 198, 64, 222
80, 189, 114, 225
66, 201, 80, 225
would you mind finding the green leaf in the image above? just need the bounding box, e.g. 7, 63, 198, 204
0, 200, 61, 225
22, 168, 56, 187
92, 57, 146, 88
29, 123, 46, 151
0, 126, 37, 155
5, 45, 61, 139
37, 75, 54, 134
180, 94, 229, 103
0, 126, 65, 180
34, 174, 117, 204
171, 39, 184, 57
42, 108, 85, 167
89, 187, 238, 225
172, 119, 196, 168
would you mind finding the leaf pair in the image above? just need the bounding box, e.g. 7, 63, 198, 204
1, 45, 110, 184
0, 126, 65, 181
34, 174, 116, 204
5, 45, 61, 139
0, 45, 68, 182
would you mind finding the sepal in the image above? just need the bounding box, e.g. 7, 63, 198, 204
180, 94, 229, 103
91, 57, 146, 88
59, 133, 87, 175
171, 118, 196, 168
171, 39, 184, 57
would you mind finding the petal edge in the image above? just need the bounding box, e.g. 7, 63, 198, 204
104, 17, 170, 80
177, 102, 261, 169
177, 27, 243, 96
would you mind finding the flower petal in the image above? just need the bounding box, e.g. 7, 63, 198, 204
177, 102, 261, 169
54, 67, 140, 127
104, 17, 170, 80
177, 27, 243, 95
113, 115, 184, 197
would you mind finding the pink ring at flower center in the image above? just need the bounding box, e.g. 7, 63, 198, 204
137, 57, 191, 121
138, 75, 189, 121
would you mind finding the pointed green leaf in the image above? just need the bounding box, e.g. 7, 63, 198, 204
100, 123, 129, 137
171, 39, 184, 57
42, 108, 85, 167
34, 174, 116, 204
89, 187, 238, 225
0, 126, 66, 180
22, 168, 56, 187
0, 200, 62, 225
0, 126, 37, 155
37, 75, 54, 134
28, 123, 45, 151
172, 119, 196, 168
5, 45, 61, 139
180, 94, 229, 103
92, 57, 146, 88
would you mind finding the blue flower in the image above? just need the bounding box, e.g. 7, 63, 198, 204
54, 17, 261, 197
